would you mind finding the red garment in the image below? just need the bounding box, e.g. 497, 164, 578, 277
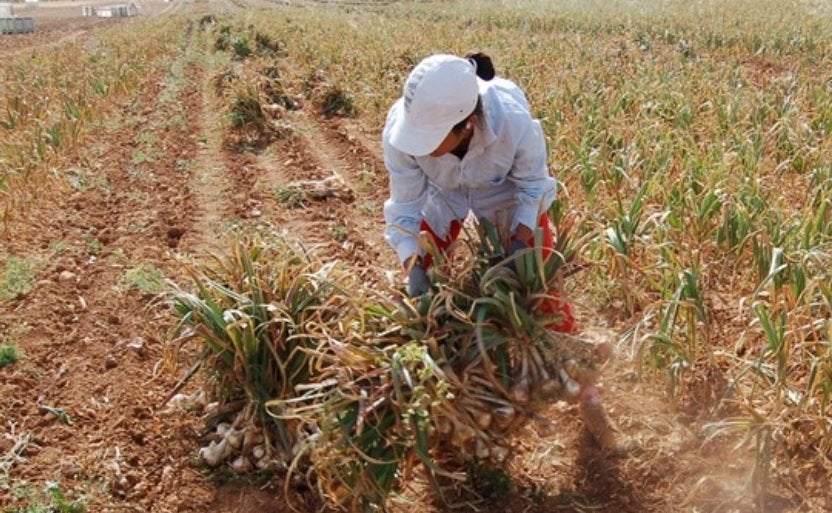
418, 214, 577, 334
417, 219, 463, 270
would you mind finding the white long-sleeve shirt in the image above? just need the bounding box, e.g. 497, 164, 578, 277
382, 77, 558, 264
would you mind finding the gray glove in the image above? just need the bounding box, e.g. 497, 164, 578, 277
505, 239, 528, 271
406, 264, 431, 297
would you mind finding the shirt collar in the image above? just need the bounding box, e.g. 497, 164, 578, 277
466, 96, 497, 159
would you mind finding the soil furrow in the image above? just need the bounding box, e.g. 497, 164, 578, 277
1, 72, 175, 511
0, 28, 226, 513
250, 140, 331, 247
219, 128, 358, 260
280, 110, 394, 283
180, 36, 236, 253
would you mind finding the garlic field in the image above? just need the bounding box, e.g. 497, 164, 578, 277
1, 1, 831, 512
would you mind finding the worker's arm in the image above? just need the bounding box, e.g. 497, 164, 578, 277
383, 140, 429, 265
507, 119, 557, 240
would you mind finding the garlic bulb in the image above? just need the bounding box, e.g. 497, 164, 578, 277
475, 439, 490, 459
231, 455, 253, 473
226, 428, 244, 449
475, 411, 492, 430
199, 439, 232, 467
511, 380, 530, 404
559, 369, 582, 399
490, 445, 509, 462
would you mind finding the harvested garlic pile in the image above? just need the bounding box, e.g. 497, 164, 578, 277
198, 420, 273, 472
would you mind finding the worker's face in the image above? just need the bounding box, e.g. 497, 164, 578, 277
430, 115, 477, 157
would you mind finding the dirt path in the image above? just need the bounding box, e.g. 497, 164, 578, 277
214, 101, 397, 284
180, 42, 235, 252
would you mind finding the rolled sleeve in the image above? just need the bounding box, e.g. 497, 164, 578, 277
383, 140, 428, 264
508, 119, 557, 231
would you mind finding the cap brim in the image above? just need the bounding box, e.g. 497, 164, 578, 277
388, 99, 453, 157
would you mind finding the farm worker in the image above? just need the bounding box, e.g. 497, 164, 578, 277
382, 53, 622, 451
382, 52, 576, 334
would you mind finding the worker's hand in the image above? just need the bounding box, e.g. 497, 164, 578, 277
406, 264, 431, 297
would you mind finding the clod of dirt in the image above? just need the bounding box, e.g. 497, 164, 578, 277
105, 355, 119, 370
167, 226, 186, 248
131, 431, 146, 446
60, 460, 82, 479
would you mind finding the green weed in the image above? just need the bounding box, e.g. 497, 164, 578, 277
0, 258, 36, 301
332, 225, 349, 241
122, 264, 166, 295
467, 461, 513, 500
7, 481, 87, 513
0, 343, 22, 368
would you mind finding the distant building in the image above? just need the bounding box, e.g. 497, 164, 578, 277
0, 17, 34, 34
0, 1, 35, 34
96, 2, 138, 17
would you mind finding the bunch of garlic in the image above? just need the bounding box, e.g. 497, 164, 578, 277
198, 421, 274, 471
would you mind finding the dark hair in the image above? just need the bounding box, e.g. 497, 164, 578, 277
450, 53, 494, 133
466, 52, 496, 81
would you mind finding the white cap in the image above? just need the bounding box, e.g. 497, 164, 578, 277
388, 54, 479, 157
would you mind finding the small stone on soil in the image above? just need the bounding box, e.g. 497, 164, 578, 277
161, 465, 175, 486
105, 355, 119, 369
111, 475, 130, 496
59, 270, 77, 282
60, 461, 82, 479
127, 337, 145, 356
